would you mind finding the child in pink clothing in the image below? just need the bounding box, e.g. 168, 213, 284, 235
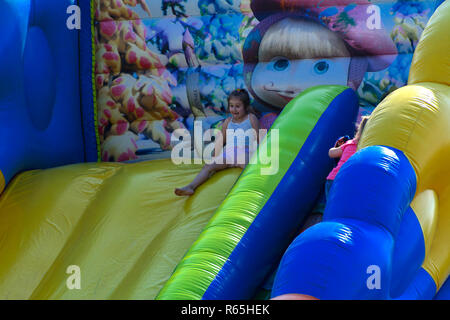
325, 116, 370, 200
296, 116, 370, 233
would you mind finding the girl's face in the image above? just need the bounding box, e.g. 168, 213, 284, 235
228, 98, 247, 120
252, 57, 351, 109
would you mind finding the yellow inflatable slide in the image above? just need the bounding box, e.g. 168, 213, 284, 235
0, 160, 240, 299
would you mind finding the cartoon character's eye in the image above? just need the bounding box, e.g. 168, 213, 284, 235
314, 60, 329, 74
273, 58, 290, 71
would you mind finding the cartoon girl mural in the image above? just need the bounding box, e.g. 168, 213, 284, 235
243, 0, 398, 112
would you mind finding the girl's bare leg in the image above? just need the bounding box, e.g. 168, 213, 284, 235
175, 163, 229, 196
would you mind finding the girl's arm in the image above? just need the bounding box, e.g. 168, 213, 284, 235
214, 118, 230, 157
249, 114, 260, 144
221, 117, 230, 146
329, 147, 343, 159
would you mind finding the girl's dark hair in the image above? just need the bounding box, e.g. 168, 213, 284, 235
228, 89, 251, 107
227, 88, 261, 117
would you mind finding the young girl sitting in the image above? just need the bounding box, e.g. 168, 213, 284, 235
325, 116, 370, 201
175, 89, 260, 196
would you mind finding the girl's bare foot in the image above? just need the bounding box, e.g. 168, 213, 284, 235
174, 186, 195, 196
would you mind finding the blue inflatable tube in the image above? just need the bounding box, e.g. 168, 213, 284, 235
272, 146, 418, 299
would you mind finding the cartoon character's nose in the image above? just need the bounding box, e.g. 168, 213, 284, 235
265, 81, 275, 88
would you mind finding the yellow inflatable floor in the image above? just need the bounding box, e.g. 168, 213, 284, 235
0, 160, 241, 299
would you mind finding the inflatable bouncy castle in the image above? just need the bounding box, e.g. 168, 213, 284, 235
0, 0, 448, 300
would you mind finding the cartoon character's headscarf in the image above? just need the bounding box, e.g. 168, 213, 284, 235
243, 0, 398, 108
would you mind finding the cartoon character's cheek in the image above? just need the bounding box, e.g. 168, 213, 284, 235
251, 63, 289, 109
252, 65, 273, 91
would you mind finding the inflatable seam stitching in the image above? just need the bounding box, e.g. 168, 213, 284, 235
91, 0, 101, 162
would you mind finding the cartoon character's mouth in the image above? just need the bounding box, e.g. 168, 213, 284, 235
277, 93, 296, 101
263, 86, 301, 101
